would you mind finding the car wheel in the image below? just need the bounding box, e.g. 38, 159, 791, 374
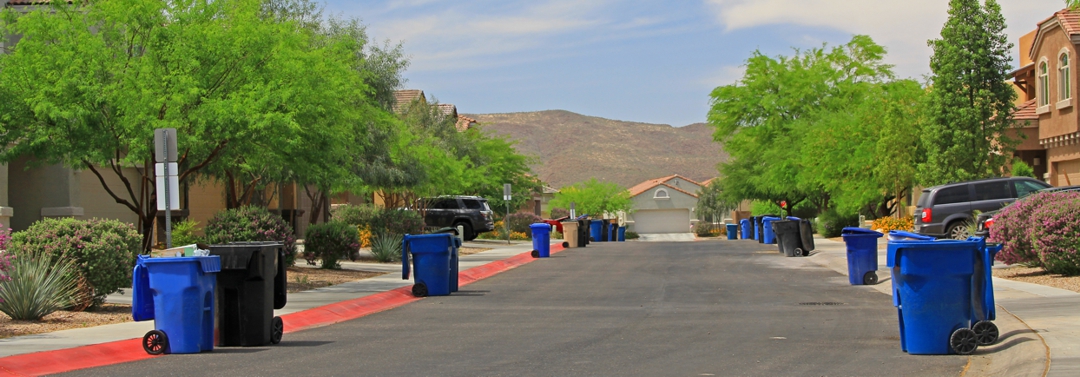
946, 222, 970, 240
456, 222, 475, 241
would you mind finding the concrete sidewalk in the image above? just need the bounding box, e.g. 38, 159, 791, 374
801, 236, 1078, 377
0, 240, 539, 358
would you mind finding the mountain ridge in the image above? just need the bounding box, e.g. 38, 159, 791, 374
465, 110, 728, 189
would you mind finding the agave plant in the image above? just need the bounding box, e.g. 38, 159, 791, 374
0, 252, 82, 320
370, 233, 403, 263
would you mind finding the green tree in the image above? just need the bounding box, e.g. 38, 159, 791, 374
708, 35, 894, 216
548, 178, 632, 218
919, 0, 1017, 185
696, 180, 738, 224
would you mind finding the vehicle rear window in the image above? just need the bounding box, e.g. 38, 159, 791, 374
462, 199, 484, 210
916, 189, 931, 207
973, 181, 1011, 201
933, 186, 970, 205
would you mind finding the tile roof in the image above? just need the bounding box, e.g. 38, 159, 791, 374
455, 115, 476, 132
627, 175, 701, 198
392, 90, 425, 113
436, 104, 457, 117
1013, 99, 1039, 121
1031, 9, 1080, 59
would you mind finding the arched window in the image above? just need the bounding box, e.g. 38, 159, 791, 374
653, 189, 670, 199
1039, 60, 1050, 107
1060, 52, 1072, 102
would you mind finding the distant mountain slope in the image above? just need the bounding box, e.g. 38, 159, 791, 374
464, 110, 728, 189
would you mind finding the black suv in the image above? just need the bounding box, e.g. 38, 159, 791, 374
913, 177, 1050, 239
417, 196, 494, 241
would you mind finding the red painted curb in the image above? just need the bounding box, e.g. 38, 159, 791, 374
0, 242, 569, 376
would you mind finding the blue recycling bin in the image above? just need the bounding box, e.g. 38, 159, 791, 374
888, 238, 981, 355
739, 219, 751, 239
761, 216, 781, 244
617, 226, 626, 241
841, 227, 883, 285
402, 233, 454, 297
132, 255, 220, 355
726, 224, 738, 240
589, 220, 603, 242
530, 223, 553, 258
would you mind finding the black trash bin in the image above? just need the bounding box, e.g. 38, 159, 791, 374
772, 219, 804, 257
577, 219, 589, 247
209, 242, 287, 347
798, 219, 816, 253
599, 219, 610, 242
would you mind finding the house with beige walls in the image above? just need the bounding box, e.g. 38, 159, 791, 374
625, 175, 706, 234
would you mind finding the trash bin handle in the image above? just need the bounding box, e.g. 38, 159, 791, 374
401, 235, 408, 278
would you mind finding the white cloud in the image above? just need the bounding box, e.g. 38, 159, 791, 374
704, 0, 1065, 78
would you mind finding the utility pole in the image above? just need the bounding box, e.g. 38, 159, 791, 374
504, 183, 511, 245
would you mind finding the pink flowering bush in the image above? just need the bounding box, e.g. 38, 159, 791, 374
988, 191, 1068, 265
204, 206, 298, 266
1028, 193, 1080, 275
991, 191, 1080, 275
7, 218, 141, 307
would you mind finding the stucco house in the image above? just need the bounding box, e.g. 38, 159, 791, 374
624, 174, 707, 234
1009, 8, 1080, 186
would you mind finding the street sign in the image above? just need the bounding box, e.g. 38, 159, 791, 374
155, 163, 180, 210
503, 183, 511, 201
154, 128, 177, 162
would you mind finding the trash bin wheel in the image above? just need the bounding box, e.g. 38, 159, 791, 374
793, 248, 804, 257
412, 282, 428, 297
862, 271, 878, 285
142, 330, 168, 355
271, 316, 284, 345
530, 250, 540, 258
562, 241, 569, 248
949, 328, 979, 355
972, 320, 999, 346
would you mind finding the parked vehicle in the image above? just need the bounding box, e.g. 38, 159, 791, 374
416, 196, 495, 241
974, 185, 1080, 237
913, 177, 1051, 239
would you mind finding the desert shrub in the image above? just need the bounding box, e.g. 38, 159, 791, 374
506, 212, 542, 233
304, 221, 359, 269
357, 226, 374, 248
204, 206, 298, 267
171, 219, 203, 246
624, 231, 639, 240
0, 223, 10, 250
551, 230, 563, 240
871, 216, 914, 233
0, 251, 81, 320
1011, 160, 1036, 178
331, 204, 380, 226
1027, 192, 1080, 275
372, 208, 424, 236
549, 208, 570, 219
693, 221, 714, 236
989, 191, 1071, 266
8, 218, 140, 307
815, 209, 859, 238
370, 233, 402, 263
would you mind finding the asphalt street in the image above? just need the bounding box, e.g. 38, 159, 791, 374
65, 240, 966, 376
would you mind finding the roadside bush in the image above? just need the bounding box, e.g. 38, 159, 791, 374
304, 221, 359, 269
0, 251, 82, 320
989, 191, 1071, 266
370, 233, 402, 263
1027, 192, 1080, 275
204, 206, 298, 267
871, 216, 914, 233
1010, 160, 1036, 179
0, 223, 10, 250
549, 208, 569, 219
372, 208, 424, 236
815, 209, 859, 238
506, 212, 542, 233
171, 219, 203, 246
8, 218, 140, 307
624, 231, 639, 240
331, 204, 380, 226
693, 221, 714, 236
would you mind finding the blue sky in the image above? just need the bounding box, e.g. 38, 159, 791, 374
324, 0, 1063, 127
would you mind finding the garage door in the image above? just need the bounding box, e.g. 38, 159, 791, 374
1055, 160, 1080, 186
632, 209, 691, 234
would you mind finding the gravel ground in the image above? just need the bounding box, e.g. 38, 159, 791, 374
0, 303, 132, 339
992, 266, 1080, 293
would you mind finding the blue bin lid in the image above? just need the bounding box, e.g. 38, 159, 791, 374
786, 216, 800, 221
888, 230, 934, 241
403, 233, 454, 255
739, 219, 750, 224
841, 227, 883, 238
530, 223, 552, 231
762, 216, 781, 221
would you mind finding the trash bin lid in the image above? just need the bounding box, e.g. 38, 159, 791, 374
888, 230, 935, 241
841, 227, 883, 238
786, 216, 800, 221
